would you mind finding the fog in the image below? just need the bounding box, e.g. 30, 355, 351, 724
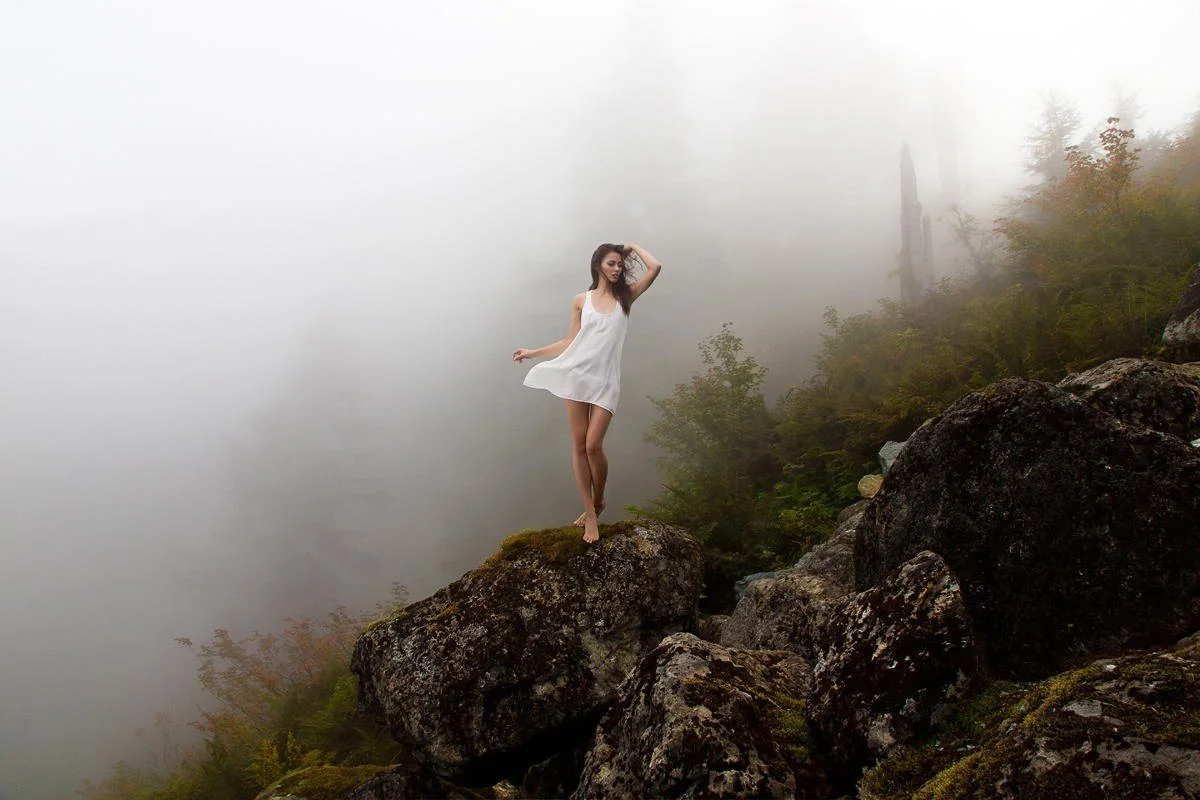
2, 0, 1197, 795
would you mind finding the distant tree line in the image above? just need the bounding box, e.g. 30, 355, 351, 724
77, 102, 1200, 797
638, 108, 1200, 606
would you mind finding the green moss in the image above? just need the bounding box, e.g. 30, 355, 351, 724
912, 751, 983, 800
434, 601, 462, 620
261, 765, 391, 799
488, 520, 642, 566
858, 679, 1027, 799
769, 692, 813, 763
363, 607, 411, 633
864, 642, 1200, 799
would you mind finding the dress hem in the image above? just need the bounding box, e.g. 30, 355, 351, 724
526, 384, 616, 415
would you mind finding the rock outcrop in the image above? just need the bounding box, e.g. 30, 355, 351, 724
1162, 261, 1200, 355
856, 378, 1200, 679
572, 633, 829, 799
860, 635, 1200, 799
720, 509, 861, 658
254, 763, 450, 800
809, 551, 983, 783
1058, 357, 1200, 440
351, 521, 702, 781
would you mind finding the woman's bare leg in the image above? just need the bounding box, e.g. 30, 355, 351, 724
573, 405, 613, 528
565, 400, 600, 543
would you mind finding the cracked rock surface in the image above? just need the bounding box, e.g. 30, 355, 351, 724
351, 521, 702, 781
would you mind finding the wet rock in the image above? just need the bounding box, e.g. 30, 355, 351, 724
720, 510, 861, 659
351, 521, 702, 782
856, 378, 1200, 679
1057, 357, 1200, 440
861, 636, 1200, 799
1162, 261, 1200, 356
572, 633, 829, 799
809, 551, 983, 785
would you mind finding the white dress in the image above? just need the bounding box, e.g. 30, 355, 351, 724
523, 290, 629, 414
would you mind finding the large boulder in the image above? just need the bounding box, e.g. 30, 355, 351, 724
856, 378, 1200, 679
1057, 357, 1200, 440
572, 633, 829, 799
351, 521, 702, 782
861, 635, 1200, 799
254, 763, 449, 800
809, 551, 983, 785
720, 509, 861, 658
1162, 261, 1200, 355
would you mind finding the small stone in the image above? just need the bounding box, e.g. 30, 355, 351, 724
857, 474, 884, 498
1063, 699, 1103, 717
878, 440, 906, 474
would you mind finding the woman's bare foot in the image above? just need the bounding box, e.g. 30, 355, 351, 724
574, 498, 605, 527
582, 511, 599, 544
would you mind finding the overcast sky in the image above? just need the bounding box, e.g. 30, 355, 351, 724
2, 1, 1197, 796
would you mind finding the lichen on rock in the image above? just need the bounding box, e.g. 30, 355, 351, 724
855, 378, 1200, 679
1057, 356, 1200, 440
720, 508, 861, 659
861, 635, 1200, 799
573, 633, 829, 799
810, 550, 983, 786
350, 520, 702, 783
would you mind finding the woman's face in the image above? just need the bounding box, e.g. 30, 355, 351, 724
599, 251, 624, 284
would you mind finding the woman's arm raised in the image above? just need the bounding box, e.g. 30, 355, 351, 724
513, 293, 584, 362
625, 243, 662, 303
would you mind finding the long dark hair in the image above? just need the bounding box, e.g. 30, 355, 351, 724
589, 243, 633, 315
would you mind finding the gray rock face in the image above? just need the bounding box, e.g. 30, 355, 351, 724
855, 378, 1200, 680
351, 521, 702, 780
1057, 357, 1200, 440
732, 570, 786, 602
809, 551, 983, 782
255, 763, 449, 800
878, 440, 906, 474
344, 766, 449, 800
720, 511, 861, 659
1163, 261, 1200, 352
835, 498, 871, 525
695, 613, 730, 643
573, 633, 829, 800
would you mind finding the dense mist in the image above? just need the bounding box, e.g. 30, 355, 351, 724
2, 0, 1197, 796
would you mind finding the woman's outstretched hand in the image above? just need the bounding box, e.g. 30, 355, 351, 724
513, 348, 534, 362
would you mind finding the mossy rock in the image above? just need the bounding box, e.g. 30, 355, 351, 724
255, 765, 391, 800
489, 520, 642, 566
574, 633, 831, 797
860, 637, 1200, 799
351, 520, 702, 784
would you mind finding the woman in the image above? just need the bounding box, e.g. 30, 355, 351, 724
513, 242, 662, 544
